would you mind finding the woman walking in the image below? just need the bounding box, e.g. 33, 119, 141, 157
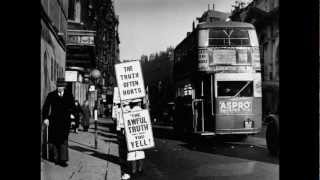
127, 99, 145, 176
72, 100, 82, 133
81, 100, 91, 132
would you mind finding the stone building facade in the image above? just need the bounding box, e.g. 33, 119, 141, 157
41, 0, 69, 158
230, 0, 279, 114
65, 0, 120, 112
41, 0, 69, 109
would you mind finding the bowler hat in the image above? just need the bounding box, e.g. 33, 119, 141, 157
56, 77, 67, 87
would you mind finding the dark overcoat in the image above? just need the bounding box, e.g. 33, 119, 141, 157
81, 105, 91, 128
42, 90, 75, 144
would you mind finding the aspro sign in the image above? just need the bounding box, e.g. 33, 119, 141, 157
218, 98, 253, 114
115, 61, 146, 101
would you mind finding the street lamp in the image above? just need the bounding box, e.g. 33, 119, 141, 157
90, 69, 101, 149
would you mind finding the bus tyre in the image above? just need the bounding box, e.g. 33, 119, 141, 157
266, 118, 279, 156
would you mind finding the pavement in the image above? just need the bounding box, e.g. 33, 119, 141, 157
40, 118, 268, 180
41, 117, 121, 180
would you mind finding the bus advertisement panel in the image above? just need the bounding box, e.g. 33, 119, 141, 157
217, 98, 253, 114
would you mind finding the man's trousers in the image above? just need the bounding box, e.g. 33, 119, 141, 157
49, 139, 69, 162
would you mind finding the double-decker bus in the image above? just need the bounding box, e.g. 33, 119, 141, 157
173, 21, 262, 137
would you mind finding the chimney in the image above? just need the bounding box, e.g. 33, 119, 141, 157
213, 3, 215, 10
187, 32, 191, 37
192, 21, 195, 30
208, 4, 210, 10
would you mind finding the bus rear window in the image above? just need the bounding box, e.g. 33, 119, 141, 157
217, 81, 253, 97
209, 29, 252, 46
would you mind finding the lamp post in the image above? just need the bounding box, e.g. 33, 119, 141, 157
91, 69, 101, 149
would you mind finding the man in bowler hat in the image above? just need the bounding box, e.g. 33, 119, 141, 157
42, 77, 76, 167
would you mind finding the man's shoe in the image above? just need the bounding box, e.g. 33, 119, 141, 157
58, 161, 68, 167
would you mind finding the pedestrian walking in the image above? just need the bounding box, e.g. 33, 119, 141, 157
71, 100, 82, 133
42, 77, 76, 167
81, 100, 91, 132
127, 98, 145, 176
119, 101, 131, 180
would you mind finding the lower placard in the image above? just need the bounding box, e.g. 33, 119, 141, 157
123, 109, 155, 151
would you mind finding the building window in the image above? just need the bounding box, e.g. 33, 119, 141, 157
68, 0, 75, 20
59, 67, 62, 78
184, 84, 192, 96
275, 46, 279, 81
54, 61, 57, 82
55, 63, 57, 81
75, 0, 81, 23
51, 58, 54, 81
57, 66, 60, 78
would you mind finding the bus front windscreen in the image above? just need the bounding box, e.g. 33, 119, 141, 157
209, 28, 258, 47
217, 81, 253, 97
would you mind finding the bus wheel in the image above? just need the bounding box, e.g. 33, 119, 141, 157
266, 118, 279, 156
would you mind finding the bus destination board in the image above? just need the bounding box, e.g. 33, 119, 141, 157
209, 49, 236, 65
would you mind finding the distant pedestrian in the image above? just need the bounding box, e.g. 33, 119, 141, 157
71, 100, 82, 133
127, 98, 145, 175
42, 77, 76, 167
93, 100, 100, 120
111, 103, 118, 132
81, 100, 91, 132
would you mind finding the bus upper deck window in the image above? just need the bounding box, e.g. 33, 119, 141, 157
209, 29, 228, 46
209, 28, 253, 47
229, 29, 250, 46
217, 81, 253, 97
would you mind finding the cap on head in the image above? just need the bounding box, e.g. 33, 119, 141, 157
56, 77, 67, 87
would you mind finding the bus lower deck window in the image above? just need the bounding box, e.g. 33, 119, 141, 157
217, 81, 253, 97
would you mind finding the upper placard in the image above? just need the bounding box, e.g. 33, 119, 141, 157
115, 61, 146, 101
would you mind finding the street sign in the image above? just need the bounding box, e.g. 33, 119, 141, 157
65, 71, 78, 82
123, 109, 155, 151
115, 61, 146, 101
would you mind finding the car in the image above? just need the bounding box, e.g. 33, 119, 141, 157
265, 113, 279, 156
